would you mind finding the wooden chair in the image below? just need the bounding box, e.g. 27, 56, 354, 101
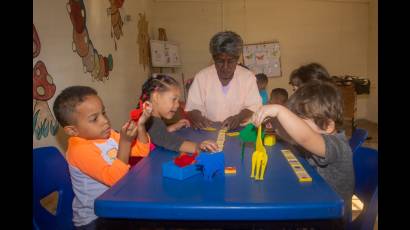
338, 84, 357, 133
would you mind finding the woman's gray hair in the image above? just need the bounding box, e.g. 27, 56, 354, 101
209, 31, 243, 58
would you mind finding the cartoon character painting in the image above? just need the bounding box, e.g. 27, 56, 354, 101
107, 0, 125, 50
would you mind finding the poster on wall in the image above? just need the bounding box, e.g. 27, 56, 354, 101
150, 40, 182, 67
243, 41, 281, 77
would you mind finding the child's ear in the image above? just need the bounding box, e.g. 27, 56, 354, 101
63, 125, 79, 137
325, 120, 336, 134
151, 91, 160, 104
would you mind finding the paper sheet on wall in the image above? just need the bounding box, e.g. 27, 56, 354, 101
243, 42, 281, 77
150, 40, 182, 67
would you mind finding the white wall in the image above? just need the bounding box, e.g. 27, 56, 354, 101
151, 0, 377, 121
33, 0, 153, 153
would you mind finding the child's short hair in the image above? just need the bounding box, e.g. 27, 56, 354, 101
289, 63, 332, 88
255, 73, 268, 85
53, 86, 98, 127
270, 88, 288, 104
286, 81, 344, 131
140, 74, 180, 103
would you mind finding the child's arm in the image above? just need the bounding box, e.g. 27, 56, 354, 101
179, 139, 218, 153
66, 142, 130, 187
252, 104, 326, 157
269, 118, 297, 145
167, 119, 190, 132
136, 102, 152, 144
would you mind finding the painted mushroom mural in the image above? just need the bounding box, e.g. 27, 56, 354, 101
33, 25, 59, 140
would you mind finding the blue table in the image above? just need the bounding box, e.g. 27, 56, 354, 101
95, 127, 343, 221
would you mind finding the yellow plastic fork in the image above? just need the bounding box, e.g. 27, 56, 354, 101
250, 126, 268, 180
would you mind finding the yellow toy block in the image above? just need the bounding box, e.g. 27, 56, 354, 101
202, 127, 217, 131
226, 131, 239, 137
264, 134, 276, 146
216, 128, 227, 152
281, 149, 312, 183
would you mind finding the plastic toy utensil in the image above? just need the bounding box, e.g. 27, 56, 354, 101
250, 126, 268, 180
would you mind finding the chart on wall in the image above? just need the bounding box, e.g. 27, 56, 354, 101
243, 42, 281, 77
150, 40, 181, 67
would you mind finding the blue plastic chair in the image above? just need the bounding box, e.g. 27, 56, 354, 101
348, 147, 378, 230
349, 128, 368, 153
33, 146, 75, 230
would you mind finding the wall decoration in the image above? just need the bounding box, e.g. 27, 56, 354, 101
33, 24, 41, 58
66, 0, 114, 82
149, 40, 181, 67
243, 41, 281, 77
107, 0, 125, 50
137, 13, 149, 70
33, 25, 59, 140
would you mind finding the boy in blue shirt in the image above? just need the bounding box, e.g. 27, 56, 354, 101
256, 73, 269, 105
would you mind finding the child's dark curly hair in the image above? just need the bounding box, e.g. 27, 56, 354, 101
138, 74, 180, 108
53, 86, 98, 127
289, 63, 333, 88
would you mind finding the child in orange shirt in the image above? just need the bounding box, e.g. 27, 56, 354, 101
53, 86, 152, 229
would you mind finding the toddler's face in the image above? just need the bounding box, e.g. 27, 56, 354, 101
257, 81, 267, 90
71, 95, 112, 139
154, 86, 181, 120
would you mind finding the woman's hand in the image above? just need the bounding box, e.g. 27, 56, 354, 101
187, 110, 212, 129
221, 114, 242, 130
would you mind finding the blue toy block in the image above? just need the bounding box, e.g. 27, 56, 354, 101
162, 160, 201, 180
196, 151, 225, 180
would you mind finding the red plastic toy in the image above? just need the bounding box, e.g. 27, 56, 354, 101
130, 100, 145, 122
174, 152, 198, 168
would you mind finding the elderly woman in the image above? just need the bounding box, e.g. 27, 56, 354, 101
185, 31, 262, 130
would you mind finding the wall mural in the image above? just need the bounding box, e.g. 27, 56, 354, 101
33, 24, 59, 140
107, 0, 125, 50
66, 0, 114, 82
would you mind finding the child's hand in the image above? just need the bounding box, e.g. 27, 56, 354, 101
167, 119, 190, 132
175, 119, 190, 130
198, 140, 219, 152
120, 120, 139, 142
137, 101, 152, 126
252, 105, 279, 127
